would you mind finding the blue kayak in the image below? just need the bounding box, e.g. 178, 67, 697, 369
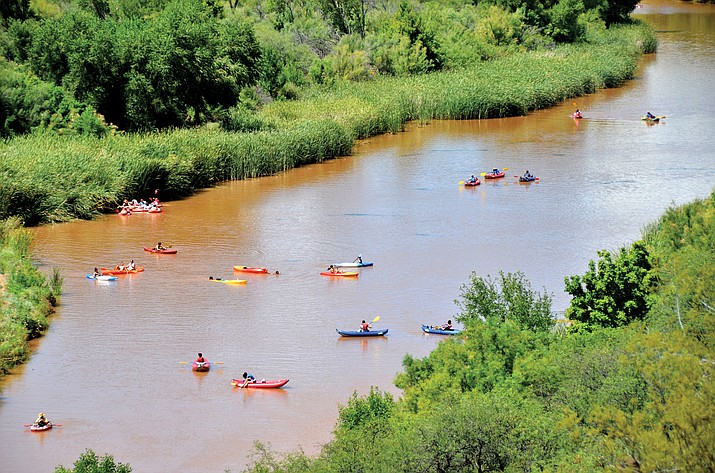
333, 262, 374, 268
421, 324, 461, 335
336, 328, 388, 337
86, 274, 118, 281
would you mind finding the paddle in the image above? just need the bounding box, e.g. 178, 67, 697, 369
458, 180, 465, 185
179, 361, 224, 364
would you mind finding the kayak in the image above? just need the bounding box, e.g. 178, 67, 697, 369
641, 115, 665, 122
210, 278, 247, 284
463, 179, 480, 187
100, 267, 144, 275
144, 247, 177, 254
233, 265, 269, 274
86, 274, 118, 281
519, 176, 538, 182
484, 171, 505, 179
192, 361, 210, 372
422, 324, 461, 335
572, 112, 583, 119
230, 378, 289, 389
30, 423, 53, 432
336, 328, 388, 337
333, 262, 374, 268
321, 271, 359, 277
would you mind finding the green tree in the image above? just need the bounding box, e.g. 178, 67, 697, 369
0, 0, 30, 23
565, 241, 654, 329
55, 449, 131, 472
547, 0, 585, 43
456, 270, 554, 331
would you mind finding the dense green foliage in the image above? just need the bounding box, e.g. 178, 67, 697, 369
54, 449, 132, 473
564, 240, 655, 330
1, 0, 647, 136
0, 217, 61, 376
240, 192, 714, 473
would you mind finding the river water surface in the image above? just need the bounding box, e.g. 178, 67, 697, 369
1, 1, 714, 471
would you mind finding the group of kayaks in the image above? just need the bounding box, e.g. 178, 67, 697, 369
335, 325, 461, 337
188, 358, 289, 389
461, 169, 538, 187
321, 259, 373, 277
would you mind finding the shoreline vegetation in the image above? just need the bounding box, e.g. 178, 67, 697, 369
0, 217, 61, 377
0, 23, 656, 226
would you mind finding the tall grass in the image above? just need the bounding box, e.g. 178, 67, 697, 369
0, 218, 60, 377
0, 23, 656, 226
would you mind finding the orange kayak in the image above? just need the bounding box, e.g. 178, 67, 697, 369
100, 267, 145, 275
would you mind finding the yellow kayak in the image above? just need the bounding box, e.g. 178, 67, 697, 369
210, 278, 247, 284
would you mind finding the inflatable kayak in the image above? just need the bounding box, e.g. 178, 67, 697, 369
519, 176, 538, 182
100, 267, 145, 275
86, 274, 118, 281
144, 247, 177, 254
321, 271, 359, 277
463, 179, 480, 187
572, 112, 583, 119
231, 378, 289, 389
336, 328, 388, 337
192, 361, 211, 372
210, 278, 247, 284
30, 423, 53, 432
484, 171, 505, 179
422, 324, 461, 335
333, 262, 374, 268
233, 265, 269, 274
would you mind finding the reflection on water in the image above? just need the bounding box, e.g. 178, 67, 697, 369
1, 2, 714, 471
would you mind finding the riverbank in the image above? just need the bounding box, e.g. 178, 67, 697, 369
0, 218, 61, 378
0, 22, 656, 226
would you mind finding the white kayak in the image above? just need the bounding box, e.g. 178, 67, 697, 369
333, 262, 374, 268
86, 274, 118, 281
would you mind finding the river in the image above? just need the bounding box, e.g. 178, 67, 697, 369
1, 1, 713, 471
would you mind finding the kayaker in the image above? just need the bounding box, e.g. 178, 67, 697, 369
441, 320, 453, 331
154, 242, 167, 251
523, 170, 533, 179
196, 353, 205, 363
646, 111, 655, 119
468, 174, 477, 184
34, 412, 50, 428
327, 264, 338, 273
360, 320, 371, 332
115, 262, 126, 271
128, 259, 136, 270
92, 267, 101, 278
492, 168, 499, 175
240, 372, 256, 387
353, 254, 363, 264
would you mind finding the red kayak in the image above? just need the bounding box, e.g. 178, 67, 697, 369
100, 267, 145, 275
464, 179, 480, 187
484, 171, 505, 179
231, 379, 289, 389
192, 361, 211, 372
144, 247, 177, 254
30, 423, 53, 432
233, 265, 269, 274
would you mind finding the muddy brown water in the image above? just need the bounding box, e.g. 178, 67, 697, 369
1, 1, 714, 471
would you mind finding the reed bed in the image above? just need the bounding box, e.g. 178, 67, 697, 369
0, 23, 655, 225
0, 217, 60, 376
